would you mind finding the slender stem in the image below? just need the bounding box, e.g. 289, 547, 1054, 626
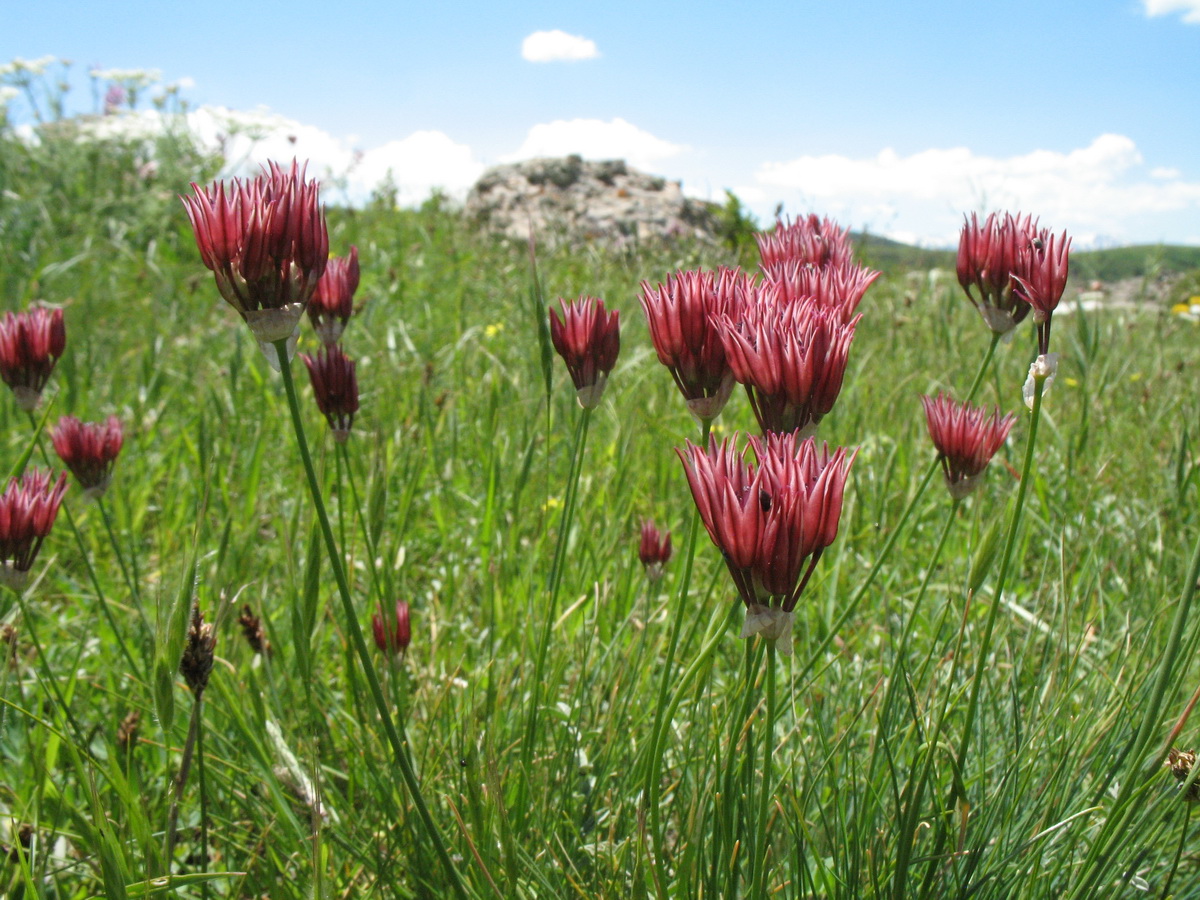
964, 333, 1001, 405
273, 340, 469, 900
60, 499, 144, 682
165, 694, 203, 869
750, 643, 777, 900
520, 406, 592, 792
896, 499, 961, 663
197, 697, 210, 900
97, 496, 149, 635
12, 588, 89, 752
798, 334, 998, 686
1161, 803, 1191, 900
955, 372, 1045, 784
644, 418, 711, 897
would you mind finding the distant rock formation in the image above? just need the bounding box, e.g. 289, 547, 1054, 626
465, 155, 720, 247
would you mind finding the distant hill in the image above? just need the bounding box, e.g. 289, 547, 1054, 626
848, 232, 1200, 282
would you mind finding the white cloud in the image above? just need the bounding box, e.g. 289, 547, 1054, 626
506, 117, 685, 171
353, 131, 486, 204
74, 105, 485, 206
1142, 0, 1200, 23
521, 30, 600, 62
755, 134, 1200, 247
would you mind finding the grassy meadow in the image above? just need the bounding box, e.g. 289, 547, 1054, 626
4, 87, 1200, 899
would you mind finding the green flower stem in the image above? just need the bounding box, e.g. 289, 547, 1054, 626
919, 367, 1048, 893
794, 333, 998, 689
12, 588, 89, 751
749, 642, 778, 900
964, 332, 1002, 405
60, 499, 145, 682
644, 418, 711, 898
894, 585, 972, 900
164, 693, 203, 867
273, 340, 468, 900
954, 371, 1046, 787
520, 405, 592, 799
97, 496, 149, 639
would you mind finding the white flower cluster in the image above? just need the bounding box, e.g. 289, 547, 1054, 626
90, 67, 163, 89
0, 56, 59, 78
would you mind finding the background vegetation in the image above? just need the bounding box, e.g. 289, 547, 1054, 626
3, 72, 1200, 899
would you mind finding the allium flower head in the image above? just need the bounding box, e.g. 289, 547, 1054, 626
0, 308, 66, 411
373, 600, 411, 656
757, 214, 854, 278
677, 432, 854, 654
549, 296, 620, 409
51, 415, 123, 500
763, 259, 879, 324
307, 245, 360, 346
956, 212, 1036, 335
182, 160, 328, 361
638, 520, 672, 581
639, 267, 745, 424
922, 393, 1015, 499
0, 469, 67, 590
302, 345, 359, 443
717, 291, 859, 437
1013, 227, 1070, 356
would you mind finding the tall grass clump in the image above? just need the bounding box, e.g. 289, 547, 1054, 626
2, 60, 1200, 899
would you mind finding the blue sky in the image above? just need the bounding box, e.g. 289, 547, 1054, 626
5, 0, 1200, 247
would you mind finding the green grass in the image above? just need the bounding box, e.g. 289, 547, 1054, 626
3, 92, 1200, 899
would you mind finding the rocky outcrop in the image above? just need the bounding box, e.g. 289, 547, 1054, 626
465, 155, 719, 247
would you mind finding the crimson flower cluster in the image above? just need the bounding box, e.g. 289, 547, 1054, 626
182, 160, 329, 348
638, 268, 746, 424
0, 470, 68, 590
549, 296, 620, 409
678, 432, 854, 653
302, 345, 359, 443
718, 294, 860, 437
641, 215, 873, 436
373, 599, 411, 656
0, 308, 66, 411
922, 394, 1015, 498
957, 212, 1071, 355
956, 212, 1038, 335
307, 246, 360, 347
51, 415, 123, 499
757, 214, 855, 277
1013, 228, 1071, 356
638, 520, 672, 582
